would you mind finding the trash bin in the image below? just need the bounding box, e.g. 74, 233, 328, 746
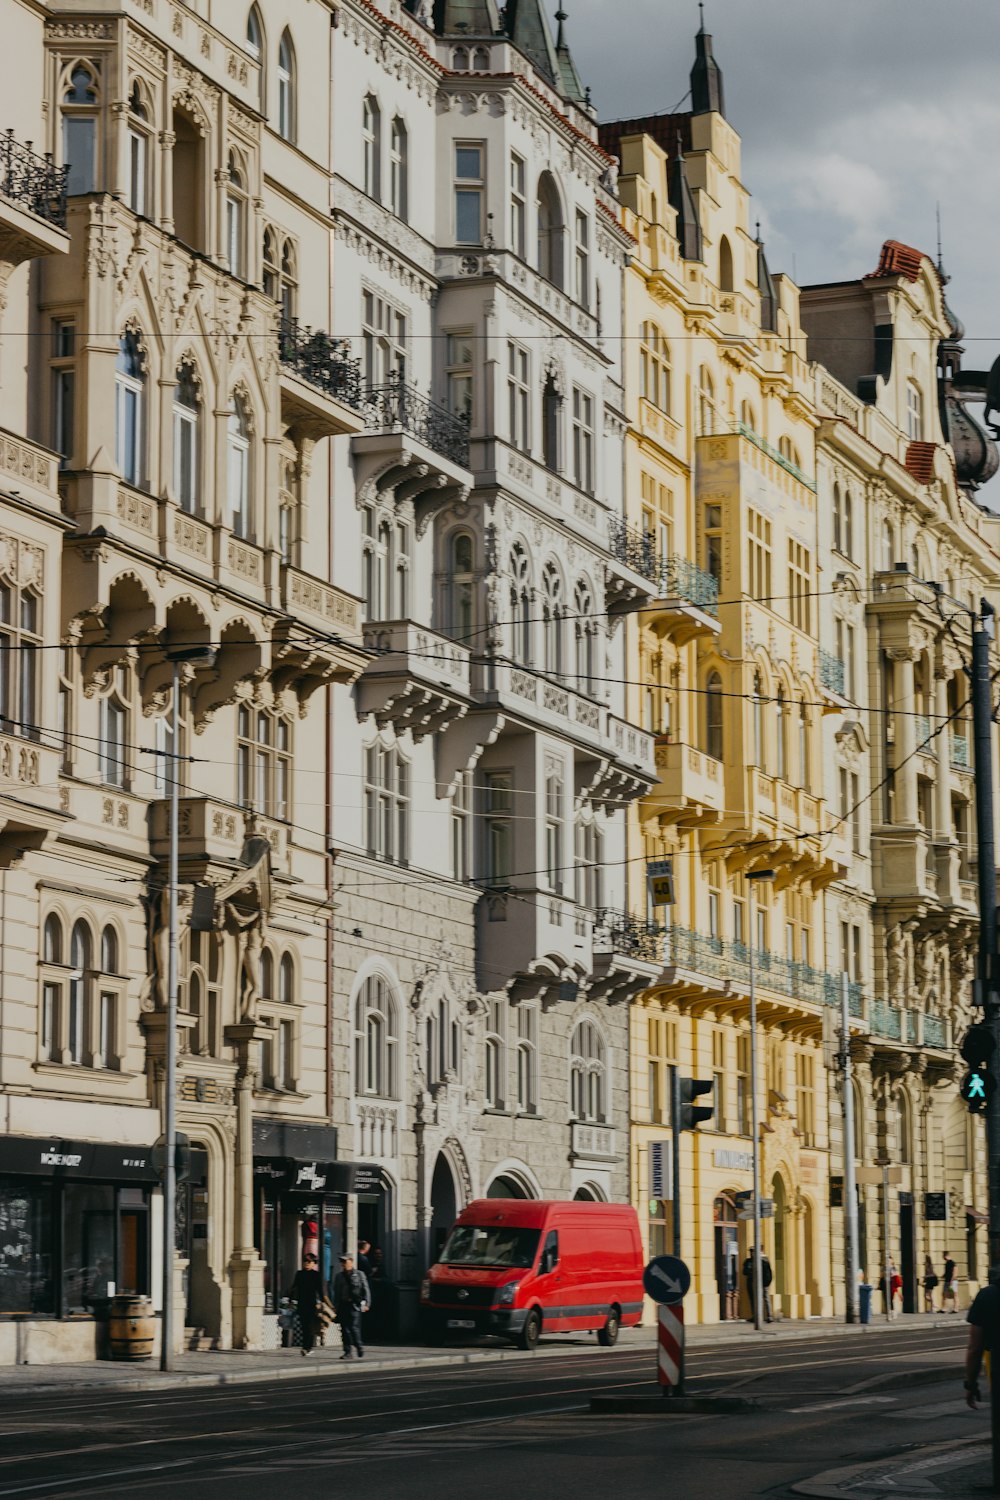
859, 1283, 873, 1325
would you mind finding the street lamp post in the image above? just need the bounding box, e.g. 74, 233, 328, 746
747, 870, 775, 1334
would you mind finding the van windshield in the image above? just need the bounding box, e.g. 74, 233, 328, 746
439, 1225, 540, 1269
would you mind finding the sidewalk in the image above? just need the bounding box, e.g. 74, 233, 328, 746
0, 1312, 966, 1395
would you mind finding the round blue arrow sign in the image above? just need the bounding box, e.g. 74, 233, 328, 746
643, 1254, 691, 1305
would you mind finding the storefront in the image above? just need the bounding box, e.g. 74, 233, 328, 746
0, 1135, 156, 1321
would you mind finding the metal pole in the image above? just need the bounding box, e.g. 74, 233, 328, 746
841, 973, 859, 1323
749, 883, 764, 1333
882, 1166, 892, 1324
671, 1068, 681, 1260
160, 659, 180, 1372
969, 602, 1000, 1492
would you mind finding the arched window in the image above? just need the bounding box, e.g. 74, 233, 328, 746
173, 362, 200, 514
68, 920, 91, 1066
227, 395, 252, 539
260, 947, 275, 1001
739, 400, 757, 432
542, 371, 561, 471
509, 544, 532, 665
187, 929, 221, 1057
354, 975, 398, 1097
843, 488, 854, 558
172, 105, 204, 252
541, 561, 564, 678
279, 952, 294, 1005
799, 705, 809, 785
775, 686, 786, 781
705, 671, 724, 760
752, 671, 764, 767
472, 46, 489, 70
880, 519, 894, 572
446, 531, 475, 643
906, 382, 924, 441
570, 1018, 607, 1124
719, 234, 734, 292
225, 151, 247, 278
277, 31, 295, 142
452, 45, 469, 69
363, 96, 381, 199
898, 1090, 912, 1165
100, 926, 118, 975
640, 323, 671, 414
698, 368, 716, 436
832, 483, 843, 553
43, 914, 63, 966
127, 82, 150, 216
574, 579, 596, 694
115, 330, 144, 486
536, 172, 564, 288
263, 229, 297, 323
389, 118, 407, 220
485, 999, 505, 1109
62, 63, 99, 196
246, 7, 264, 105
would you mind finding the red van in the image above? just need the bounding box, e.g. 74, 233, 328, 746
420, 1199, 644, 1350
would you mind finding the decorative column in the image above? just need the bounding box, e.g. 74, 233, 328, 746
890, 648, 918, 825
224, 1024, 268, 1349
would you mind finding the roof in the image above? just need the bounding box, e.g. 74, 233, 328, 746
599, 112, 693, 163
904, 441, 937, 484
871, 240, 929, 284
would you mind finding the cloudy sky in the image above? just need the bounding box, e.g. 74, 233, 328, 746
565, 0, 1000, 494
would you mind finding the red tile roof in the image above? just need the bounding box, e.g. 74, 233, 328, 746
904, 441, 937, 484
871, 239, 928, 284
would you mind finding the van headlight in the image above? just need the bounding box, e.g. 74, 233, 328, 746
420, 1278, 431, 1303
496, 1280, 520, 1306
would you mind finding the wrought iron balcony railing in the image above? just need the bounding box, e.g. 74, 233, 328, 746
664, 924, 864, 1014
733, 421, 817, 493
0, 129, 67, 227
361, 375, 470, 468
951, 733, 970, 769
607, 516, 658, 582
818, 648, 845, 696
658, 554, 720, 613
593, 908, 663, 964
870, 999, 902, 1041
278, 317, 363, 409
922, 1013, 947, 1048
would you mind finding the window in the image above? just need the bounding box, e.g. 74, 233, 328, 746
41, 914, 64, 1064
485, 997, 506, 1109
712, 1030, 726, 1132
127, 83, 149, 216
573, 580, 597, 695
799, 705, 810, 788
795, 1052, 816, 1146
572, 388, 594, 493
362, 95, 381, 199
536, 172, 563, 287
748, 510, 772, 600
237, 705, 292, 819
246, 6, 263, 61
0, 568, 41, 742
698, 368, 716, 436
574, 815, 603, 910
451, 768, 473, 881
99, 666, 131, 789
452, 45, 469, 69
541, 563, 564, 679
95, 926, 122, 1071
446, 331, 473, 421
788, 540, 812, 633
703, 671, 723, 760
172, 106, 204, 252
364, 741, 409, 864
362, 289, 406, 386
263, 229, 297, 322
880, 518, 894, 572
516, 1003, 538, 1113
752, 671, 764, 767
67, 921, 91, 1066
186, 929, 221, 1057
545, 758, 565, 894
227, 396, 252, 539
483, 771, 512, 884
571, 1019, 607, 1123
354, 975, 398, 1098
736, 1032, 751, 1134
574, 210, 590, 308
361, 503, 411, 621
57, 649, 74, 773
907, 382, 924, 441
647, 1017, 676, 1124
508, 544, 531, 664
832, 484, 842, 554
719, 235, 734, 292
389, 118, 407, 219
172, 362, 200, 514
114, 330, 144, 487
277, 31, 295, 142
62, 64, 98, 196
51, 320, 75, 467
225, 152, 247, 278
510, 152, 526, 256
640, 323, 671, 414
507, 343, 530, 452
542, 372, 561, 472
703, 501, 722, 584
455, 142, 484, 244
775, 687, 786, 781
445, 531, 475, 643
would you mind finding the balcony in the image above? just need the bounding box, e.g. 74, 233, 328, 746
711, 766, 832, 882
870, 999, 903, 1042
951, 733, 971, 772
818, 649, 845, 697
646, 556, 721, 645
605, 517, 658, 613
0, 130, 69, 269
358, 619, 471, 740
661, 925, 858, 1015
352, 376, 472, 521
362, 379, 470, 468
734, 421, 817, 493
646, 741, 724, 826
278, 318, 366, 439
589, 908, 664, 1004
149, 797, 290, 873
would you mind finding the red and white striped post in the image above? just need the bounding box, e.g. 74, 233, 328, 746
657, 1302, 685, 1395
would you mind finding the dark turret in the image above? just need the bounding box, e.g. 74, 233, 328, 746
756, 225, 777, 333
669, 134, 702, 262
691, 7, 725, 117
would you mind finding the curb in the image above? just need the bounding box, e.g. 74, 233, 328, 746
590, 1393, 759, 1414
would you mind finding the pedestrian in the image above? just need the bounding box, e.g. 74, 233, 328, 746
742, 1247, 773, 1323
922, 1255, 939, 1313
964, 1270, 1000, 1407
357, 1239, 373, 1278
943, 1251, 958, 1312
890, 1261, 903, 1311
333, 1251, 371, 1360
287, 1251, 323, 1357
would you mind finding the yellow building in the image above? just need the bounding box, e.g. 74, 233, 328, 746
602, 23, 841, 1323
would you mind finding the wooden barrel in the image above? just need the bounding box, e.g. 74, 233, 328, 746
108, 1294, 155, 1361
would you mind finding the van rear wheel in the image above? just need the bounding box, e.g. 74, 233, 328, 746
518, 1309, 542, 1351
597, 1310, 620, 1347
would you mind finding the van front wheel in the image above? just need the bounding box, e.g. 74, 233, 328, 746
597, 1310, 620, 1347
518, 1309, 542, 1351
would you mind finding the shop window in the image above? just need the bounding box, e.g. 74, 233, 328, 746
354, 974, 398, 1098
0, 1178, 55, 1314
62, 1182, 115, 1313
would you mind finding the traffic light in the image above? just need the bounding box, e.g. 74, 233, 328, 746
678, 1077, 714, 1131
960, 1025, 997, 1115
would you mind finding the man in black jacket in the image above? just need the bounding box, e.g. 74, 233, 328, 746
333, 1252, 371, 1360
287, 1252, 322, 1357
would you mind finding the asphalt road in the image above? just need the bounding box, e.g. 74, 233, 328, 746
0, 1325, 978, 1500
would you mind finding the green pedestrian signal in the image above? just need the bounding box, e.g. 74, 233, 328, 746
961, 1068, 996, 1114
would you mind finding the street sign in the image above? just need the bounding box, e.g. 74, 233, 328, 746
737, 1197, 774, 1221
856, 1165, 903, 1186
643, 1254, 691, 1306
646, 858, 675, 907
924, 1192, 950, 1221
648, 1140, 672, 1199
